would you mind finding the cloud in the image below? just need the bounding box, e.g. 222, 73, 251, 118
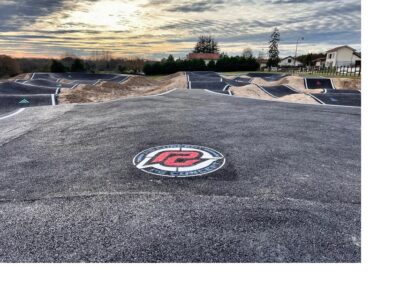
0, 0, 361, 59
164, 0, 224, 12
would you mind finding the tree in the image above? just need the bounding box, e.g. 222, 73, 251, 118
167, 55, 175, 62
268, 27, 280, 67
71, 58, 85, 72
193, 36, 220, 53
207, 60, 216, 70
242, 48, 253, 59
0, 55, 21, 78
296, 52, 326, 66
50, 59, 67, 73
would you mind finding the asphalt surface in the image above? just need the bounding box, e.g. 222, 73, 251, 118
0, 89, 361, 262
15, 79, 75, 89
305, 78, 334, 89
0, 73, 129, 112
0, 81, 57, 95
259, 85, 299, 98
0, 81, 57, 111
223, 77, 250, 87
32, 72, 129, 84
311, 91, 361, 107
0, 94, 55, 109
187, 71, 230, 94
0, 106, 19, 116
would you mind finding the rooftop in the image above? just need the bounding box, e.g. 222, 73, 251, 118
187, 53, 221, 60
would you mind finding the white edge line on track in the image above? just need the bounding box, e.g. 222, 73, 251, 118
119, 76, 130, 84
31, 73, 35, 80
223, 84, 230, 91
330, 78, 336, 89
252, 83, 278, 98
307, 93, 326, 105
284, 84, 299, 93
14, 81, 59, 90
0, 108, 26, 121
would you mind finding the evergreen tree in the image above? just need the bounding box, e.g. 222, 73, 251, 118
268, 28, 280, 67
166, 54, 175, 62
193, 36, 220, 53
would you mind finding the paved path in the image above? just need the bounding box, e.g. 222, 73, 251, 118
258, 85, 299, 98
311, 92, 361, 107
0, 89, 360, 262
187, 71, 230, 94
0, 73, 130, 111
305, 78, 334, 89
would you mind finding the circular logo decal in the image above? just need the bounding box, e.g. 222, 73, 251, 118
133, 144, 225, 177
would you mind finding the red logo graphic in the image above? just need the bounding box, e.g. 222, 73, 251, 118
316, 80, 321, 86
149, 150, 203, 167
133, 144, 225, 177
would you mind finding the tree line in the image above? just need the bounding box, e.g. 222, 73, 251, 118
0, 53, 146, 78
143, 54, 260, 75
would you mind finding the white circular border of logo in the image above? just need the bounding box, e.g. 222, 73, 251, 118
133, 144, 226, 178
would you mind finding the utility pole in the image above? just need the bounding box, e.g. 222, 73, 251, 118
294, 36, 304, 70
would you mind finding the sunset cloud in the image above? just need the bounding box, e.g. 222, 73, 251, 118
0, 0, 361, 59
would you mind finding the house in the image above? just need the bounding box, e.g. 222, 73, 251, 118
257, 58, 268, 70
187, 53, 220, 64
278, 56, 303, 67
312, 57, 326, 67
325, 45, 361, 67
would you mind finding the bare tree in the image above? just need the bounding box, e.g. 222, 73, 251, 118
242, 48, 253, 59
0, 55, 21, 77
193, 36, 220, 53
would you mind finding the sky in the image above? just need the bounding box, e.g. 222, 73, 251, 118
0, 0, 361, 60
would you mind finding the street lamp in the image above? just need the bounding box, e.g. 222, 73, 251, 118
294, 36, 304, 69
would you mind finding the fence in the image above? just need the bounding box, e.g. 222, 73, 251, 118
295, 65, 361, 77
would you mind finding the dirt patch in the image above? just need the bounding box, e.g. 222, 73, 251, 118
17, 73, 32, 80
230, 84, 271, 100
332, 78, 361, 90
5, 73, 32, 81
252, 75, 361, 93
252, 76, 306, 91
230, 84, 318, 105
221, 74, 251, 80
58, 72, 187, 104
277, 93, 318, 104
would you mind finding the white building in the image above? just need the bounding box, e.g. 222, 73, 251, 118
278, 56, 303, 67
325, 45, 361, 67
